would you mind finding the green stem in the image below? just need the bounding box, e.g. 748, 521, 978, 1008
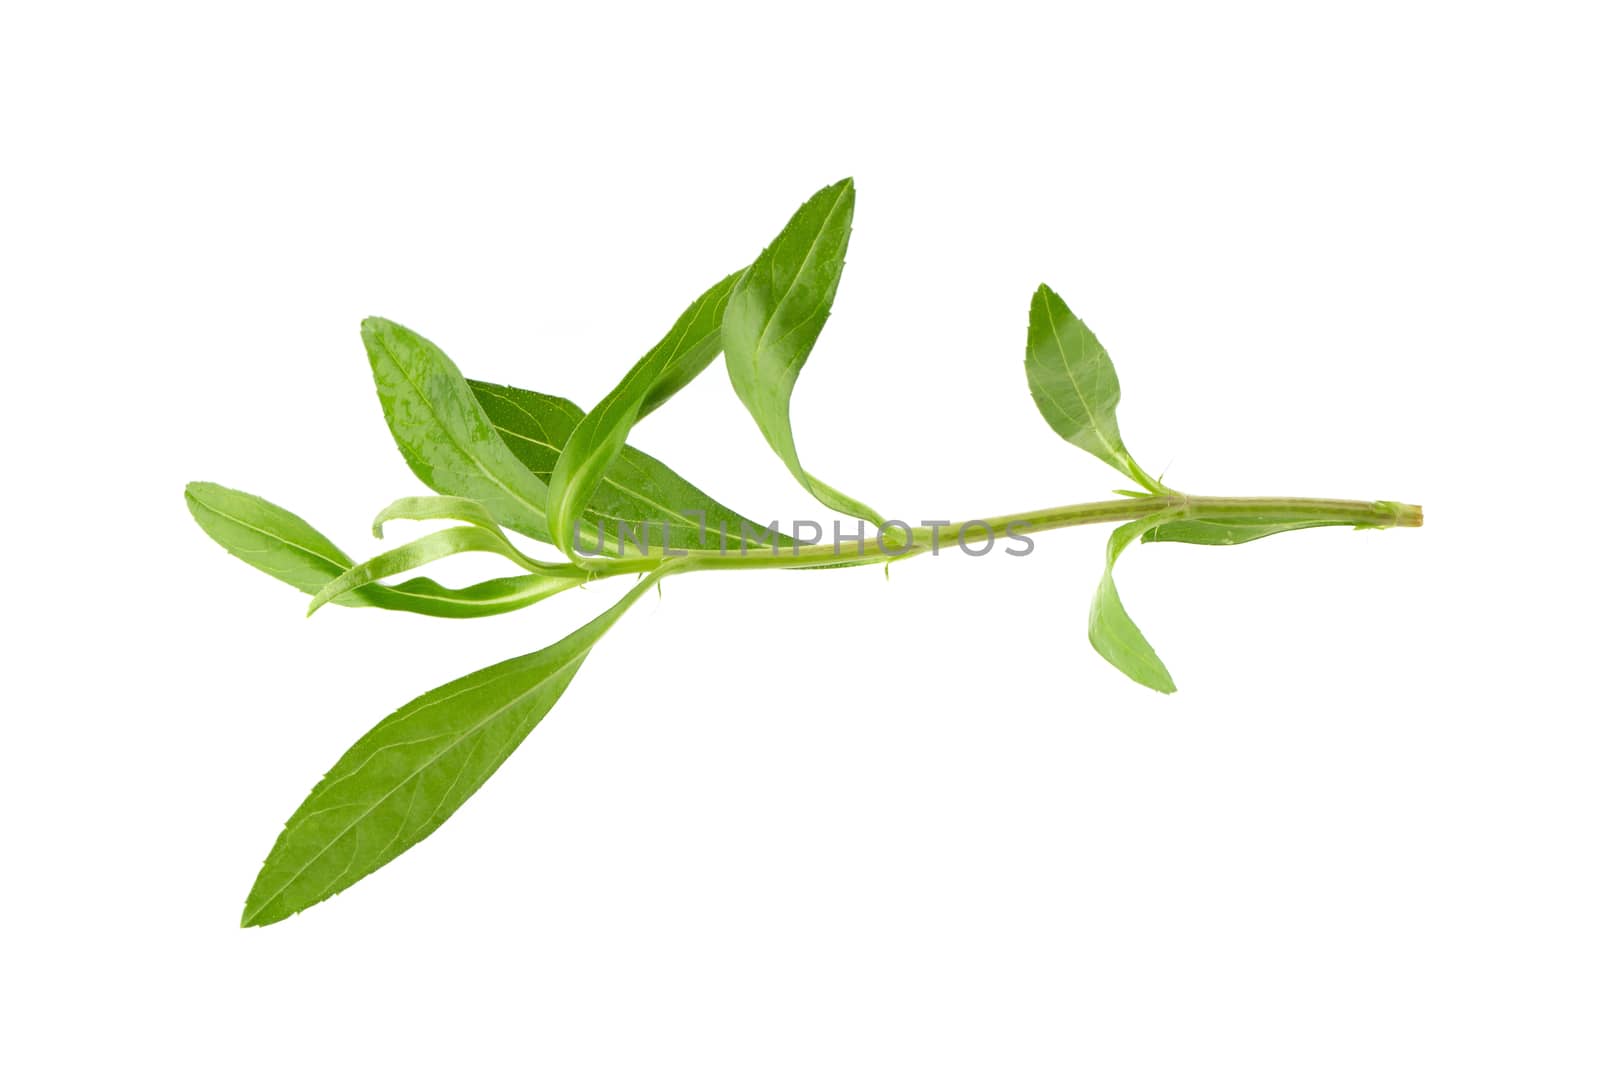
582, 495, 1423, 577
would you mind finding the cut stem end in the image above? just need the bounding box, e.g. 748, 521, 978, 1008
1382, 501, 1424, 528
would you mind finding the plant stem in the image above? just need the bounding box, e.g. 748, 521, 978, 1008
587, 495, 1422, 577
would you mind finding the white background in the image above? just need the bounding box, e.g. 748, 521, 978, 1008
4, 2, 1596, 1062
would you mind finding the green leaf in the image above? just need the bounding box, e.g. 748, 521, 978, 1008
186, 481, 367, 602
241, 568, 671, 926
307, 526, 584, 616
371, 494, 508, 538
722, 178, 884, 526
547, 273, 738, 557
1142, 517, 1348, 547
1088, 518, 1176, 693
369, 495, 577, 569
1025, 285, 1165, 493
185, 481, 561, 619
469, 380, 790, 551
637, 270, 745, 420
363, 317, 587, 545
374, 575, 586, 619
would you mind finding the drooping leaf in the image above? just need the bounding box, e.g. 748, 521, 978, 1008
307, 526, 584, 616
363, 317, 599, 547
1025, 285, 1166, 493
547, 273, 738, 557
722, 178, 884, 526
1088, 518, 1176, 693
1142, 517, 1348, 547
185, 481, 563, 619
241, 567, 672, 926
469, 381, 790, 551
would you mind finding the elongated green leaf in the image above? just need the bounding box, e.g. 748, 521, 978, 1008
371, 494, 508, 538
363, 317, 595, 546
241, 568, 671, 926
548, 273, 738, 557
1142, 517, 1348, 546
469, 381, 791, 550
377, 574, 584, 619
307, 526, 584, 616
369, 495, 575, 572
1026, 285, 1165, 493
185, 481, 559, 619
722, 178, 884, 526
637, 269, 745, 419
1089, 518, 1176, 693
186, 481, 367, 602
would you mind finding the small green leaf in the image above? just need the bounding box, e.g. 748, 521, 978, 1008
1026, 285, 1165, 493
1088, 518, 1176, 693
307, 526, 583, 616
470, 381, 790, 551
547, 273, 738, 557
1142, 517, 1348, 547
186, 481, 366, 602
363, 317, 587, 545
185, 482, 568, 619
241, 569, 670, 926
722, 178, 884, 526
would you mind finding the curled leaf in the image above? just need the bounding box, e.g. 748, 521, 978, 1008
1088, 518, 1176, 693
307, 526, 583, 616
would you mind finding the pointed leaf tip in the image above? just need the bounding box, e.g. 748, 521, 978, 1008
1088, 520, 1178, 693
721, 178, 881, 527
358, 316, 391, 346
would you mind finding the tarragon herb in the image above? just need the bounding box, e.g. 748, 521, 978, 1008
187, 179, 1424, 925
